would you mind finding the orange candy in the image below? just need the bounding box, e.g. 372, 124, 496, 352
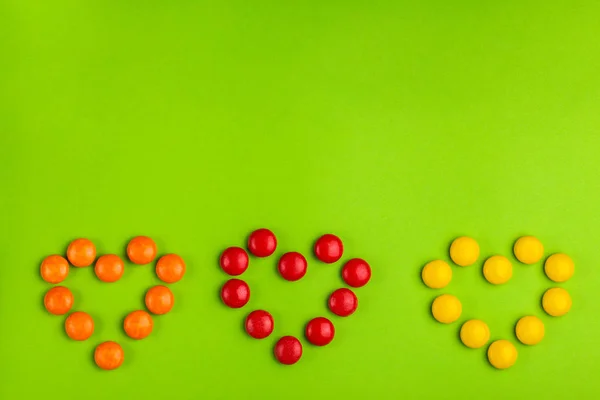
40, 255, 69, 283
65, 311, 94, 341
145, 285, 175, 315
95, 254, 125, 283
44, 286, 74, 315
124, 310, 153, 340
94, 341, 124, 370
67, 238, 96, 267
156, 254, 186, 283
127, 236, 157, 265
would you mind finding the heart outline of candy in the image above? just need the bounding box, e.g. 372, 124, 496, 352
422, 235, 573, 370
41, 236, 186, 370
218, 228, 372, 365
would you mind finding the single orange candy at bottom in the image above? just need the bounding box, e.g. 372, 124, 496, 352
40, 255, 69, 283
65, 311, 94, 341
127, 236, 157, 264
67, 238, 96, 267
145, 285, 175, 315
156, 254, 186, 283
95, 341, 124, 370
44, 286, 74, 315
95, 254, 125, 282
124, 310, 153, 339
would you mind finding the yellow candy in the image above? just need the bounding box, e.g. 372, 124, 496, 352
460, 319, 490, 349
513, 236, 544, 264
483, 255, 513, 285
488, 340, 518, 369
544, 253, 574, 283
421, 260, 452, 289
542, 287, 572, 317
449, 236, 479, 267
515, 316, 545, 345
431, 294, 462, 324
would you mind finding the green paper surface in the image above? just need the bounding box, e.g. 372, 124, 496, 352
1, 1, 600, 399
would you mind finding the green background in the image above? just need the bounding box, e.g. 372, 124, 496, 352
1, 1, 599, 399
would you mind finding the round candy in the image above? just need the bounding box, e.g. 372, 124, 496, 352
67, 238, 96, 267
40, 255, 69, 284
221, 279, 250, 308
421, 260, 452, 289
127, 236, 157, 265
245, 310, 274, 339
94, 341, 124, 370
145, 285, 174, 315
65, 311, 94, 341
513, 236, 544, 264
156, 254, 186, 283
431, 294, 462, 324
542, 287, 572, 317
305, 317, 335, 346
124, 310, 153, 340
487, 340, 518, 369
278, 252, 308, 281
44, 286, 74, 315
544, 253, 574, 283
314, 234, 343, 263
328, 288, 358, 317
94, 254, 124, 283
220, 247, 249, 276
247, 228, 277, 257
342, 258, 371, 288
274, 336, 302, 365
449, 236, 479, 267
515, 316, 545, 345
460, 319, 490, 349
483, 255, 513, 285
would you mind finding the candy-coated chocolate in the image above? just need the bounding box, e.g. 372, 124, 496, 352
221, 279, 250, 308
156, 254, 186, 283
544, 253, 574, 283
488, 340, 518, 369
94, 254, 124, 283
145, 285, 174, 315
248, 228, 277, 257
314, 234, 343, 263
483, 255, 512, 285
431, 294, 462, 324
65, 311, 94, 341
305, 317, 335, 346
220, 247, 249, 276
513, 236, 544, 265
67, 238, 96, 267
460, 319, 490, 349
278, 252, 307, 281
274, 336, 302, 365
328, 288, 357, 317
127, 236, 157, 265
342, 258, 371, 288
449, 236, 479, 267
124, 310, 153, 339
516, 316, 545, 345
40, 255, 69, 284
94, 341, 124, 370
44, 286, 74, 315
542, 287, 572, 317
421, 260, 452, 289
245, 310, 274, 339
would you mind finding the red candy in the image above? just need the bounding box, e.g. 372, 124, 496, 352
220, 247, 249, 276
277, 252, 308, 281
220, 279, 250, 308
328, 288, 358, 317
341, 258, 371, 288
245, 310, 274, 339
314, 234, 343, 263
305, 317, 335, 346
274, 336, 303, 365
248, 228, 277, 257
